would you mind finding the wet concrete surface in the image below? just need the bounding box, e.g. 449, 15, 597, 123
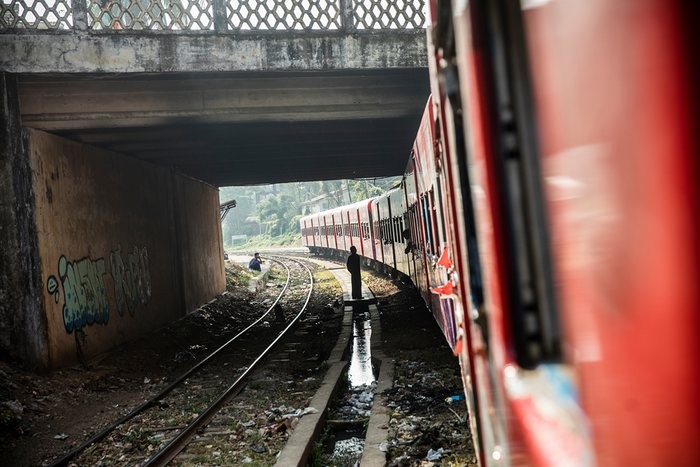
323, 306, 379, 466
348, 308, 376, 388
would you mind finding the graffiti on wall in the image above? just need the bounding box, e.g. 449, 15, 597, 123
48, 256, 109, 333
46, 245, 151, 333
110, 246, 152, 317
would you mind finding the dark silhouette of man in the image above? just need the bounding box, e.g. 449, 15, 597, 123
346, 245, 362, 299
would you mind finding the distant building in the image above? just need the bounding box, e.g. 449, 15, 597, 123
301, 193, 332, 215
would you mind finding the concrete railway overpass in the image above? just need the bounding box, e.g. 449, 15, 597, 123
0, 0, 429, 368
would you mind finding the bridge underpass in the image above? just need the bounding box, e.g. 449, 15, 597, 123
0, 1, 429, 368
17, 69, 428, 185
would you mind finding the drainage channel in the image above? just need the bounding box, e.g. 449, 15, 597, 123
320, 302, 378, 466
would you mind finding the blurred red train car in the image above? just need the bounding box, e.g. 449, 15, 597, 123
302, 0, 700, 465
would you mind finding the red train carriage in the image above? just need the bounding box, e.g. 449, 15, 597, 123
302, 1, 700, 465
301, 199, 375, 262
427, 0, 700, 466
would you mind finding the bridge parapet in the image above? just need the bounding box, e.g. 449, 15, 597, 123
0, 0, 427, 73
0, 0, 426, 32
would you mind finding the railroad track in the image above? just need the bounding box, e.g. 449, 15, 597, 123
49, 256, 314, 467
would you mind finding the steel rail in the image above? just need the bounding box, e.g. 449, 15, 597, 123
49, 258, 292, 467
143, 257, 314, 466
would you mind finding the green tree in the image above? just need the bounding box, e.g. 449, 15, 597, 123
219, 177, 402, 245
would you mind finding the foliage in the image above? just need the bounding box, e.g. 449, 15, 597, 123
220, 178, 400, 247
234, 232, 301, 250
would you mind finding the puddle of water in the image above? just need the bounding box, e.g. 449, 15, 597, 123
321, 308, 377, 466
348, 310, 375, 387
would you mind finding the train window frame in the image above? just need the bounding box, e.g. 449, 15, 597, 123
471, 0, 561, 367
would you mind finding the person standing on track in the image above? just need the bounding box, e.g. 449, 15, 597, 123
346, 245, 362, 299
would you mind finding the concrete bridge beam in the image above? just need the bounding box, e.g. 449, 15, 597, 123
0, 32, 426, 74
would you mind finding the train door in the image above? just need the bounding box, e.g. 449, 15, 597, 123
309, 219, 317, 248
386, 197, 397, 271
374, 201, 385, 265
345, 210, 351, 251
341, 211, 347, 251
439, 0, 565, 463
401, 179, 413, 279
408, 204, 420, 286
322, 216, 329, 249
331, 213, 338, 249
368, 201, 376, 261
356, 208, 364, 257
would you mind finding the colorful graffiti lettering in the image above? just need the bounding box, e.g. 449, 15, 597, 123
47, 245, 152, 333
110, 246, 151, 317
54, 255, 109, 333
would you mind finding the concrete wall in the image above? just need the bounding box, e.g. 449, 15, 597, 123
0, 74, 46, 366
0, 32, 427, 74
174, 174, 226, 311
27, 129, 224, 367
